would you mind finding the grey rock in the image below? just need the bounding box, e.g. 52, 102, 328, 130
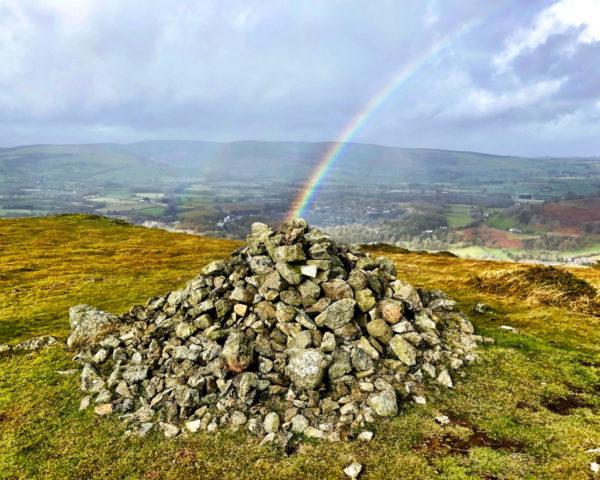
122, 365, 149, 384
81, 364, 105, 393
221, 331, 254, 373
286, 349, 329, 390
315, 298, 356, 330
202, 260, 228, 276
68, 305, 118, 348
273, 244, 306, 263
263, 412, 280, 433
275, 262, 303, 285
329, 350, 352, 378
367, 389, 398, 417
291, 414, 309, 433
230, 286, 254, 304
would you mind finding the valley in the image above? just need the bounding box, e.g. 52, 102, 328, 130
2, 141, 600, 264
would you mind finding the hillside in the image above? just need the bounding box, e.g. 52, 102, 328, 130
1, 215, 599, 479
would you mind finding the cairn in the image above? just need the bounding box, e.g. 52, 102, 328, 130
69, 219, 483, 444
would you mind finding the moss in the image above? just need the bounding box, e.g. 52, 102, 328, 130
469, 264, 599, 316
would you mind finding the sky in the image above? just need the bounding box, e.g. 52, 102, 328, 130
0, 0, 599, 156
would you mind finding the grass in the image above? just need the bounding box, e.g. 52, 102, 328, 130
1, 215, 600, 479
487, 215, 519, 231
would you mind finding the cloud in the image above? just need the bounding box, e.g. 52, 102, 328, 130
494, 0, 600, 71
453, 79, 564, 117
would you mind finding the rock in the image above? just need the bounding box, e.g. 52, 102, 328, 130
12, 335, 58, 352
0, 344, 12, 357
160, 422, 180, 438
275, 262, 303, 285
298, 279, 321, 300
389, 335, 417, 366
357, 256, 379, 270
286, 349, 329, 390
291, 414, 309, 433
304, 426, 326, 439
273, 244, 306, 263
390, 280, 422, 310
435, 415, 450, 425
185, 419, 201, 433
366, 318, 392, 344
358, 431, 373, 441
315, 299, 356, 330
473, 302, 488, 314
320, 331, 337, 351
329, 350, 352, 378
81, 364, 105, 392
263, 412, 280, 433
591, 462, 600, 474
414, 312, 436, 331
202, 260, 228, 275
343, 462, 363, 480
231, 411, 247, 426
79, 396, 91, 410
175, 322, 197, 340
174, 386, 200, 407
221, 331, 254, 373
230, 286, 254, 304
322, 279, 354, 300
355, 289, 376, 312
347, 269, 367, 291
248, 255, 274, 275
280, 290, 302, 306
95, 389, 112, 404
94, 403, 113, 416
437, 370, 453, 388
413, 396, 427, 405
377, 299, 404, 324
122, 365, 149, 384
351, 346, 374, 371
367, 390, 397, 417
300, 265, 317, 277
67, 305, 118, 348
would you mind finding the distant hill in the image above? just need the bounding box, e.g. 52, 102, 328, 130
2, 140, 599, 189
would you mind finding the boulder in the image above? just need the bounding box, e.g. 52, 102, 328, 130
67, 305, 118, 348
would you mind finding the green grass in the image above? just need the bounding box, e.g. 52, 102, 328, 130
135, 206, 167, 216
486, 215, 519, 230
1, 215, 600, 479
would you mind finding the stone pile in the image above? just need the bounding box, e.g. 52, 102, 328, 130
69, 219, 484, 445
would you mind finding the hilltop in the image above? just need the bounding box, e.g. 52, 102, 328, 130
1, 214, 599, 479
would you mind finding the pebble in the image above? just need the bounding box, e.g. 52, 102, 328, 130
343, 462, 363, 480
435, 415, 450, 425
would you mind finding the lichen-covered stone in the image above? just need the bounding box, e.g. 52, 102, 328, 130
315, 298, 356, 330
286, 349, 329, 390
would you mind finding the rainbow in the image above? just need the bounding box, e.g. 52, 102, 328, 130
286, 1, 512, 222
